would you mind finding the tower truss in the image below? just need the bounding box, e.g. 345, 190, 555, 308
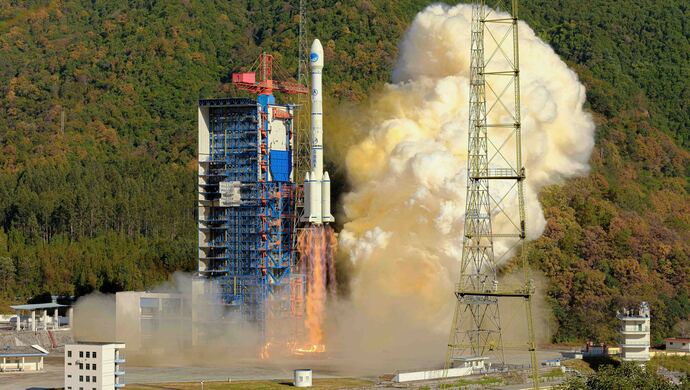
445, 1, 539, 388
295, 0, 311, 199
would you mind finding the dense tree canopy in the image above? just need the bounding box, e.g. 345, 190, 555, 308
0, 0, 688, 343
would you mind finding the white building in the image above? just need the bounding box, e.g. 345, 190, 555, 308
617, 302, 651, 362
115, 291, 187, 351
0, 345, 49, 372
10, 302, 73, 331
665, 338, 690, 353
393, 357, 488, 383
65, 342, 125, 390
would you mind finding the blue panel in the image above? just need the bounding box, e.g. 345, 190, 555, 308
270, 150, 291, 182
258, 94, 275, 110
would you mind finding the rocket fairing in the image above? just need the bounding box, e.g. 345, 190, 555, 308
302, 39, 334, 225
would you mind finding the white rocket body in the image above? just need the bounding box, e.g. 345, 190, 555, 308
303, 39, 334, 224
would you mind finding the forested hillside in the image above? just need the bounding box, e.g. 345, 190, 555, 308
0, 0, 688, 344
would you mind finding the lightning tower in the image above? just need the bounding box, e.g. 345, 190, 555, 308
445, 1, 539, 388
295, 0, 311, 200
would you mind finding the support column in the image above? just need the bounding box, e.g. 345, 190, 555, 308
54, 308, 59, 329
2, 356, 6, 372
15, 310, 20, 331
31, 311, 36, 331
68, 307, 74, 329
20, 356, 24, 371
42, 310, 47, 331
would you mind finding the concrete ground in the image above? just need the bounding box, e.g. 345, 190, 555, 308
0, 349, 566, 390
0, 355, 358, 390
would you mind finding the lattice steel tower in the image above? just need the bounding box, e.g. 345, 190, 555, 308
294, 0, 311, 197
445, 1, 539, 387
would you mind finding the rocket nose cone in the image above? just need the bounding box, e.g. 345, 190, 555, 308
310, 39, 324, 68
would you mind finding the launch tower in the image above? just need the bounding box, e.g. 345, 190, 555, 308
197, 54, 307, 341
445, 0, 539, 387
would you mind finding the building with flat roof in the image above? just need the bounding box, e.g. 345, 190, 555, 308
617, 302, 651, 362
10, 302, 73, 332
0, 345, 48, 372
115, 291, 187, 351
665, 338, 690, 353
65, 342, 125, 390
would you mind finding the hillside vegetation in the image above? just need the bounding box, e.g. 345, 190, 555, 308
0, 0, 688, 344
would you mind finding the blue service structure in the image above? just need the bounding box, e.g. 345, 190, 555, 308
197, 95, 302, 337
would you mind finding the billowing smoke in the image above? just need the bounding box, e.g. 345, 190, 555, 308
334, 3, 594, 367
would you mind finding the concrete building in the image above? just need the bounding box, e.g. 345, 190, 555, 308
115, 291, 187, 351
0, 345, 48, 372
582, 341, 610, 357
617, 302, 651, 362
65, 342, 125, 390
393, 357, 488, 382
665, 338, 690, 353
10, 302, 73, 332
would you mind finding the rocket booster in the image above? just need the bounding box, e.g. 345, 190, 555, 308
303, 39, 334, 224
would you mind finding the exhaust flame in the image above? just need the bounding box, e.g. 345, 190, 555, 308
297, 225, 337, 353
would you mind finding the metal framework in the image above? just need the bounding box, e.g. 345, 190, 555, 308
198, 97, 299, 342
294, 0, 311, 207
290, 0, 310, 335
445, 1, 539, 388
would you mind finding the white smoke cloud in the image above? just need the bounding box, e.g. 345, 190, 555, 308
335, 3, 594, 364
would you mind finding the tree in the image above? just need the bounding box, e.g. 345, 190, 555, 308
0, 256, 16, 296
561, 362, 686, 390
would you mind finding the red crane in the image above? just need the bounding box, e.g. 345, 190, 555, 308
232, 53, 308, 96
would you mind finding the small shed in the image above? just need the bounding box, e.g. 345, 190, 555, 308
0, 345, 49, 372
666, 338, 690, 353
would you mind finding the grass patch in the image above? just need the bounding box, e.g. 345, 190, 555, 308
443, 375, 503, 388
649, 355, 690, 375
562, 359, 595, 375
125, 378, 374, 390
542, 367, 565, 378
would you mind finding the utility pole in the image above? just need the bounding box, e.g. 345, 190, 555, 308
445, 1, 539, 388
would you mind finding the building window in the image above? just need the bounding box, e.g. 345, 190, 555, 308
86, 352, 90, 358
92, 376, 96, 382
68, 351, 72, 358
93, 352, 97, 358
86, 363, 90, 370
86, 376, 90, 382
78, 363, 83, 369
68, 375, 72, 378
79, 375, 83, 382
93, 364, 97, 370
79, 351, 83, 358
68, 362, 72, 365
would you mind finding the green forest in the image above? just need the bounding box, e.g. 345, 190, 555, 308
0, 0, 688, 345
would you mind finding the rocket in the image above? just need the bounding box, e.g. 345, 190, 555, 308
302, 39, 334, 224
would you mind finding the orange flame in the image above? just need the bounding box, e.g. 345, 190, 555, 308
296, 225, 337, 354
260, 342, 272, 360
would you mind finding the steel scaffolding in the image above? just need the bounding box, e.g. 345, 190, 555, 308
198, 97, 298, 341
445, 1, 539, 388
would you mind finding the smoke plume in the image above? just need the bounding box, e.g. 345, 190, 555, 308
335, 3, 594, 367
